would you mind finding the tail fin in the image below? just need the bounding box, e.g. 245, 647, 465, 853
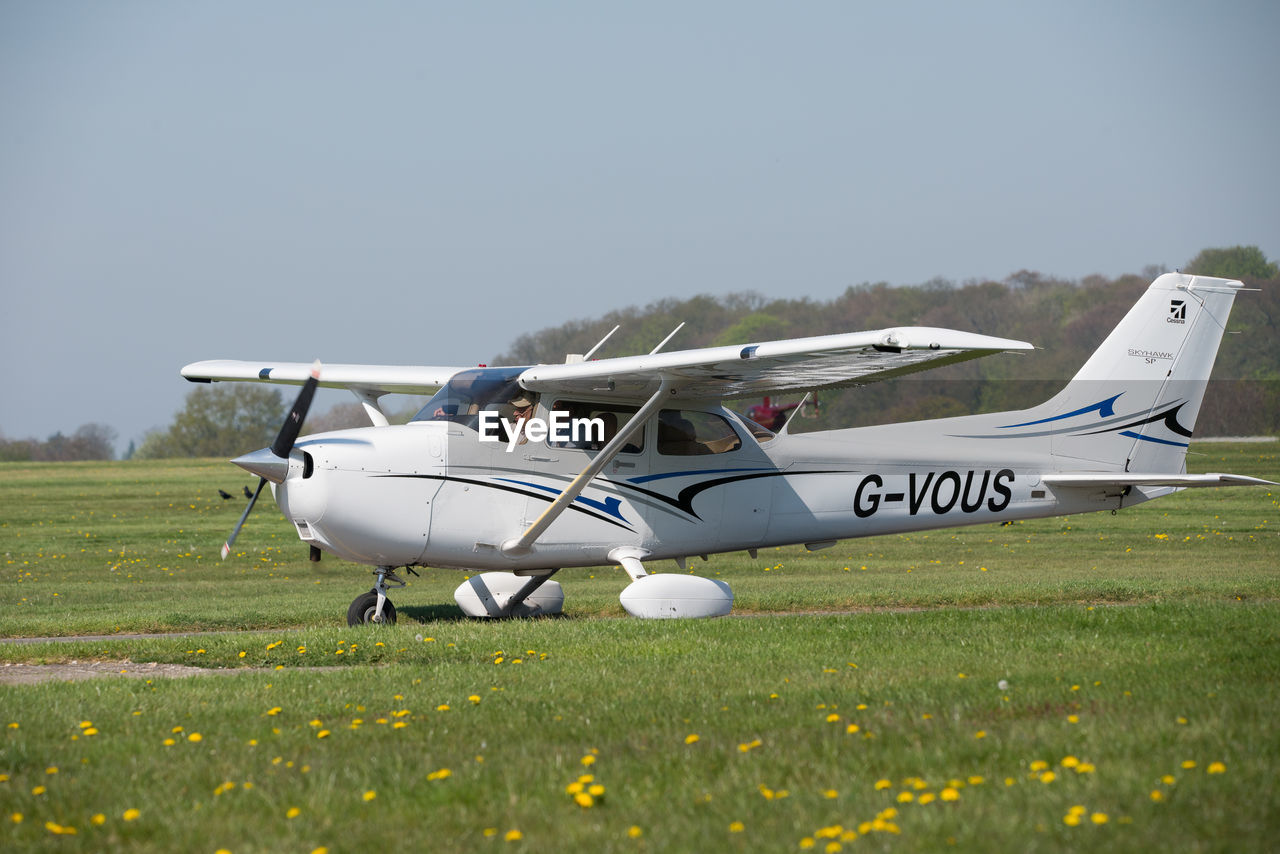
1004, 273, 1245, 471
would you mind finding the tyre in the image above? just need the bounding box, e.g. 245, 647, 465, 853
347, 590, 397, 626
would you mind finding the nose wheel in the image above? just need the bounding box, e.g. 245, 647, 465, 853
346, 566, 407, 626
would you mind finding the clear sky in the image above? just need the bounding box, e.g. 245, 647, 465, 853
2, 1, 1277, 451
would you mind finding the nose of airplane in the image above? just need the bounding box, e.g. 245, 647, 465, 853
231, 447, 290, 484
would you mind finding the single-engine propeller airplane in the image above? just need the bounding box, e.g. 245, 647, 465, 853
183, 273, 1272, 624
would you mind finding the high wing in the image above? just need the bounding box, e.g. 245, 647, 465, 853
518, 326, 1033, 400
181, 360, 466, 396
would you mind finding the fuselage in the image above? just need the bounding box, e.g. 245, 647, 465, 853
272, 398, 1144, 571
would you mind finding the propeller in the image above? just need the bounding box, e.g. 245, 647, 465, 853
221, 360, 321, 560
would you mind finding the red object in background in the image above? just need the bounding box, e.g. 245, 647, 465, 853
744, 396, 800, 431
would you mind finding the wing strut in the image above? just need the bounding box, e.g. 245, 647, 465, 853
500, 379, 672, 556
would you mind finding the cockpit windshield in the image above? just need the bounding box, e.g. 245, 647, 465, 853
411, 367, 530, 431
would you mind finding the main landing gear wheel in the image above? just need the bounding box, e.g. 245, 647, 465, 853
347, 590, 397, 626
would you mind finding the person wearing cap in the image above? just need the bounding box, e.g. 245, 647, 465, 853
509, 393, 536, 445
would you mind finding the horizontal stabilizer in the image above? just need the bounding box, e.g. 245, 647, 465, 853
1042, 472, 1275, 489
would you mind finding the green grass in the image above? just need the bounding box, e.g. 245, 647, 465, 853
1, 446, 1278, 852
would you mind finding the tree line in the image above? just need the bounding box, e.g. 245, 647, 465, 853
493, 246, 1279, 437
24, 246, 1273, 461
0, 424, 118, 462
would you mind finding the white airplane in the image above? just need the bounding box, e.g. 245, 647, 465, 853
183, 273, 1272, 623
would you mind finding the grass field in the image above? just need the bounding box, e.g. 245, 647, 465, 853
1, 445, 1277, 852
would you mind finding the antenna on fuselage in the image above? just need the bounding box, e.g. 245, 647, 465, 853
779, 392, 815, 436
649, 322, 685, 355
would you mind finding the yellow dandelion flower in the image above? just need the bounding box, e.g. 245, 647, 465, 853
685, 733, 700, 744
1063, 813, 1080, 827
504, 829, 522, 841
728, 821, 745, 833
11, 813, 22, 824
427, 768, 451, 781
974, 730, 986, 739
32, 785, 46, 795
968, 776, 985, 786
437, 704, 450, 712
91, 814, 106, 825
588, 784, 605, 797
826, 713, 840, 723
468, 695, 481, 704
1207, 761, 1226, 774
362, 790, 376, 802
874, 778, 891, 790
1161, 774, 1176, 785
1181, 760, 1196, 769
918, 792, 936, 805
1067, 714, 1079, 724
628, 825, 643, 838
1091, 812, 1108, 825
267, 707, 281, 716
317, 730, 331, 739
1150, 790, 1164, 802
1040, 771, 1057, 783
1029, 760, 1048, 772
1075, 762, 1095, 774
824, 842, 841, 854
1061, 756, 1079, 768
286, 807, 300, 819
122, 808, 140, 821
162, 738, 175, 746
846, 724, 860, 734
188, 732, 202, 742
940, 787, 960, 802
896, 791, 914, 803
823, 789, 838, 799
800, 838, 815, 849
581, 754, 596, 766
574, 792, 594, 808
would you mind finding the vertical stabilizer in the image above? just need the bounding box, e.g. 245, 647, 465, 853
1004, 273, 1244, 471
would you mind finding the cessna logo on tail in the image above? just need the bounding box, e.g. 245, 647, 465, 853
1168, 299, 1186, 324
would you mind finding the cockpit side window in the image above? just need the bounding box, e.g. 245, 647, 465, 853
735, 413, 777, 442
657, 409, 743, 456
546, 400, 644, 453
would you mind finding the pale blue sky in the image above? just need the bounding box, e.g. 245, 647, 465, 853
2, 1, 1277, 450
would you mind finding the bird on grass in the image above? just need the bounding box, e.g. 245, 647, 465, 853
218, 489, 233, 500
243, 485, 254, 499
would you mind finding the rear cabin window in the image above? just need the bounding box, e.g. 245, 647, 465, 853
546, 400, 645, 453
657, 410, 743, 456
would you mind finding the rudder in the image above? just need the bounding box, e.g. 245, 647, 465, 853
1001, 273, 1245, 471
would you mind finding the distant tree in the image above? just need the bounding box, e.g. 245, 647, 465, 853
0, 433, 35, 461
136, 385, 284, 458
0, 423, 116, 461
1185, 246, 1278, 280
712, 312, 788, 346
